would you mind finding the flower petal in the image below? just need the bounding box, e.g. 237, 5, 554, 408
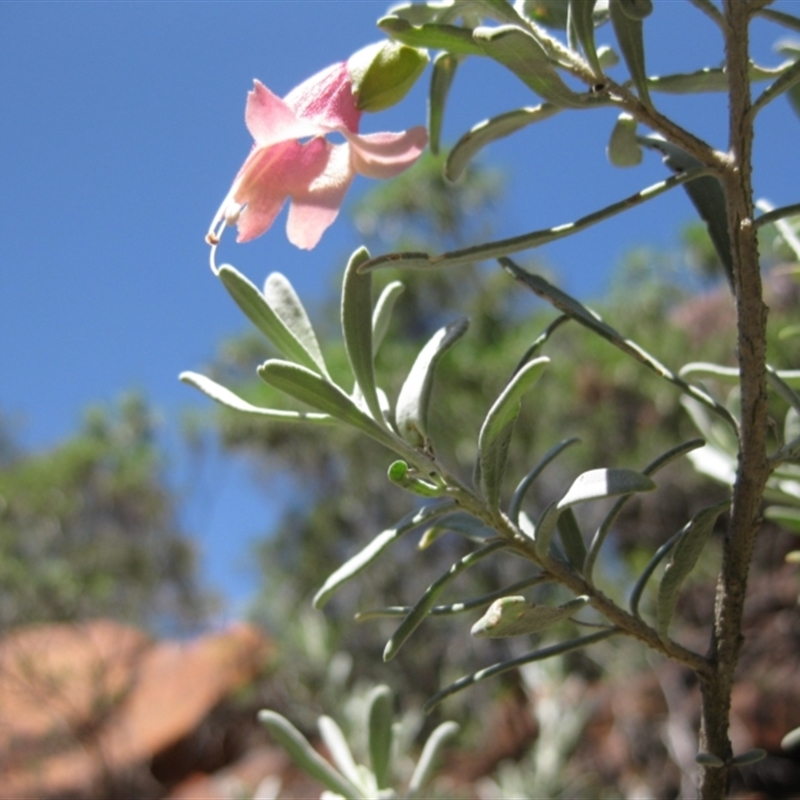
246, 80, 322, 148
286, 144, 354, 250
233, 138, 332, 243
283, 62, 361, 133
347, 126, 428, 179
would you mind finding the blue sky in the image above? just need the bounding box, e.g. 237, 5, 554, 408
2, 1, 799, 613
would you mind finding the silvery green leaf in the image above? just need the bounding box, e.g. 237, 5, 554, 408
313, 501, 454, 608
639, 134, 732, 284
425, 629, 618, 711
616, 0, 651, 20
679, 362, 740, 383
384, 541, 506, 661
342, 247, 384, 425
695, 752, 725, 767
609, 0, 650, 105
387, 1, 455, 25
597, 44, 618, 68
657, 499, 729, 638
607, 112, 642, 166
446, 104, 561, 182
569, 0, 602, 75
471, 594, 588, 637
257, 361, 396, 450
558, 468, 655, 509
478, 357, 550, 508
179, 372, 330, 423
585, 439, 705, 580
419, 510, 498, 547
318, 716, 365, 793
731, 748, 767, 766
396, 318, 469, 448
217, 266, 328, 377
503, 261, 738, 430
781, 725, 800, 751
378, 16, 485, 55
629, 529, 681, 619
752, 58, 800, 118
558, 508, 587, 572
429, 52, 459, 155
407, 721, 459, 799
508, 437, 581, 522
372, 281, 405, 356
533, 502, 559, 556
473, 25, 589, 107
257, 711, 362, 800
786, 406, 800, 445
263, 272, 329, 377
366, 686, 394, 789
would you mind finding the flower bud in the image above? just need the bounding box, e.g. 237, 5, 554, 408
347, 41, 429, 113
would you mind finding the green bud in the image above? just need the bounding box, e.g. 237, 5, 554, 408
348, 41, 429, 112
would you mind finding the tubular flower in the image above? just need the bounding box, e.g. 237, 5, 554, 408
208, 61, 428, 250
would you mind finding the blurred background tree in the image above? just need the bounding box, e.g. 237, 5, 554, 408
0, 394, 210, 633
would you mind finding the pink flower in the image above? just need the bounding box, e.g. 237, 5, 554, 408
208, 61, 428, 250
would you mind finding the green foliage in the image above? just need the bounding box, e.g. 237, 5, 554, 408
0, 395, 207, 631
259, 684, 458, 800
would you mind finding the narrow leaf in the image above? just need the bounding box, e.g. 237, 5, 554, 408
609, 0, 650, 105
569, 0, 602, 75
396, 318, 469, 448
533, 502, 559, 557
384, 541, 506, 661
356, 574, 549, 620
257, 711, 362, 800
508, 437, 581, 523
607, 112, 642, 167
446, 104, 561, 182
558, 468, 655, 509
408, 721, 460, 798
429, 52, 458, 155
372, 281, 405, 356
217, 266, 327, 376
695, 752, 725, 768
503, 260, 738, 432
629, 529, 681, 619
781, 725, 800, 751
378, 16, 485, 55
478, 357, 550, 508
471, 595, 588, 637
342, 247, 383, 425
585, 439, 705, 580
558, 508, 587, 572
419, 510, 498, 547
425, 629, 619, 711
657, 499, 729, 638
617, 0, 652, 20
639, 134, 732, 284
179, 372, 331, 423
313, 501, 455, 608
318, 716, 365, 793
473, 25, 589, 107
731, 748, 767, 766
263, 272, 329, 377
366, 686, 394, 790
257, 360, 394, 448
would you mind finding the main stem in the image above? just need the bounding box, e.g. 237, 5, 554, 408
698, 3, 770, 798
